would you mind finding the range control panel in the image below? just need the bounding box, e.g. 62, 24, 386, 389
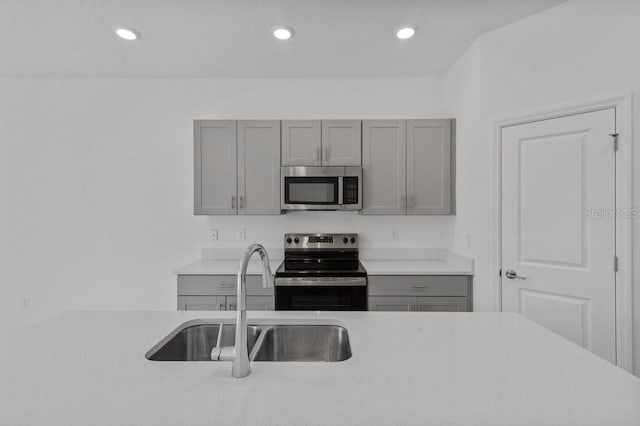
284, 233, 358, 250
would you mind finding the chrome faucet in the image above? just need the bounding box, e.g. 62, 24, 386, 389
216, 244, 273, 378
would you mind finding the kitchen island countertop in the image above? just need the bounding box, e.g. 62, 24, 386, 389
2, 310, 638, 425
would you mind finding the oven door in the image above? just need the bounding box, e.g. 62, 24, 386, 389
275, 277, 367, 311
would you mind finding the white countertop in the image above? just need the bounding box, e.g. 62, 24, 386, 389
1, 311, 638, 425
361, 259, 472, 275
175, 258, 284, 275
175, 248, 474, 276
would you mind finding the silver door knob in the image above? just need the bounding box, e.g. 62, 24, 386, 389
505, 270, 526, 280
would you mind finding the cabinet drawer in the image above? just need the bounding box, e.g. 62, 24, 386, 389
178, 296, 225, 311
417, 297, 468, 312
368, 275, 469, 297
178, 275, 274, 296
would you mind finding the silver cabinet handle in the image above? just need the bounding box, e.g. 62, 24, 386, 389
505, 270, 526, 280
324, 146, 329, 163
231, 195, 236, 209
228, 304, 236, 311
408, 196, 414, 209
219, 303, 225, 311
218, 284, 234, 288
411, 285, 430, 289
316, 147, 321, 162
239, 195, 244, 209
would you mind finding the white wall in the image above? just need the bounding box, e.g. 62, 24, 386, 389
0, 76, 449, 340
443, 0, 640, 374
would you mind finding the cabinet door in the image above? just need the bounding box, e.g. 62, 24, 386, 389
416, 297, 468, 312
194, 120, 237, 215
178, 296, 226, 311
407, 120, 452, 215
321, 120, 362, 166
368, 296, 415, 312
237, 120, 281, 215
226, 296, 275, 311
361, 120, 406, 214
281, 120, 321, 166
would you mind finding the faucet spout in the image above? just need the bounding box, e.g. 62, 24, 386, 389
218, 244, 273, 378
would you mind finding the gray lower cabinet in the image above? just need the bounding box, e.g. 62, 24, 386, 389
178, 295, 226, 311
362, 119, 455, 215
194, 120, 281, 216
368, 275, 472, 312
368, 296, 415, 312
177, 275, 275, 311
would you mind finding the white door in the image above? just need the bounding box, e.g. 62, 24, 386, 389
501, 109, 616, 363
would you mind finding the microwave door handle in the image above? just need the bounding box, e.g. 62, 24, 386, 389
338, 176, 344, 205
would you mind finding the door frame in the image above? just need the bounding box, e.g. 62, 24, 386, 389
492, 94, 633, 372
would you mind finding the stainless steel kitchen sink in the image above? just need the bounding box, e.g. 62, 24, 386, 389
146, 321, 351, 362
146, 322, 261, 361
251, 325, 351, 362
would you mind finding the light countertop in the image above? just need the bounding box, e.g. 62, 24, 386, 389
1, 310, 638, 425
175, 248, 474, 276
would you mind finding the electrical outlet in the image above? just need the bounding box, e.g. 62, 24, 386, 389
238, 228, 246, 241
210, 228, 218, 241
391, 228, 399, 241
22, 296, 30, 309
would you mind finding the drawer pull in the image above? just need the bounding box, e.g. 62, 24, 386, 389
411, 285, 430, 289
218, 284, 234, 288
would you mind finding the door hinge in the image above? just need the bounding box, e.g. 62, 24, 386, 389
609, 133, 619, 151
614, 255, 619, 272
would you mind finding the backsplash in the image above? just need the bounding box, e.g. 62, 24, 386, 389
205, 211, 455, 249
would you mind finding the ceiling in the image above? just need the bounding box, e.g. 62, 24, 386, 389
0, 0, 567, 78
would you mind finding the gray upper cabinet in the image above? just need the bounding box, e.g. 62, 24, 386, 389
322, 120, 362, 166
362, 119, 455, 215
194, 120, 237, 215
237, 120, 281, 214
362, 120, 407, 214
194, 120, 281, 216
281, 120, 322, 166
407, 120, 451, 215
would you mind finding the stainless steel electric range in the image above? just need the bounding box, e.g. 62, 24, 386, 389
274, 233, 368, 311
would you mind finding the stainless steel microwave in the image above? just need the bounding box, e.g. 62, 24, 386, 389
281, 167, 362, 211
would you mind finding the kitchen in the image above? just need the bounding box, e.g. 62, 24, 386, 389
1, 1, 640, 425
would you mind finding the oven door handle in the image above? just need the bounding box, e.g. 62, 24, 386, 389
338, 176, 344, 205
275, 276, 367, 287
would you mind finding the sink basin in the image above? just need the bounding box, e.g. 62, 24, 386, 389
146, 322, 261, 361
146, 321, 351, 362
251, 325, 351, 362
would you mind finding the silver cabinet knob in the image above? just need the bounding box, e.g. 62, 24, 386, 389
505, 270, 526, 280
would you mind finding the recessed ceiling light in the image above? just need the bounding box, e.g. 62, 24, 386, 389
116, 27, 140, 41
396, 26, 416, 40
272, 26, 294, 40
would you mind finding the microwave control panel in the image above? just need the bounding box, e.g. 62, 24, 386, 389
343, 177, 359, 204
